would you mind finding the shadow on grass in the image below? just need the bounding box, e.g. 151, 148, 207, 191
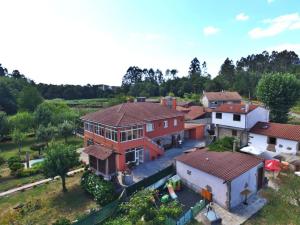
50, 184, 96, 213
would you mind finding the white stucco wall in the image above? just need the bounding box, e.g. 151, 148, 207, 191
230, 164, 262, 208
246, 107, 269, 129
212, 112, 246, 129
176, 161, 228, 208
249, 133, 299, 155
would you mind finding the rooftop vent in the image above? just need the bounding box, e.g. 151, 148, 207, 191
262, 124, 269, 129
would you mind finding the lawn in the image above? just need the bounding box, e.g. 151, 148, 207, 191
0, 135, 83, 160
0, 172, 98, 225
291, 100, 300, 114
244, 173, 300, 225
0, 164, 44, 192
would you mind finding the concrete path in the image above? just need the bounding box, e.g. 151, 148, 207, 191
131, 139, 205, 182
0, 168, 84, 197
195, 194, 267, 225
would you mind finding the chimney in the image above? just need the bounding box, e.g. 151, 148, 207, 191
172, 98, 177, 109
160, 97, 167, 107
245, 103, 249, 113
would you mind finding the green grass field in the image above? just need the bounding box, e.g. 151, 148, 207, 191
0, 172, 98, 225
0, 135, 83, 161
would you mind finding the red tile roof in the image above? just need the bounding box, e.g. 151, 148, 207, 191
176, 106, 212, 120
81, 102, 183, 127
83, 144, 113, 160
204, 91, 242, 101
213, 104, 258, 114
250, 122, 300, 142
175, 149, 263, 181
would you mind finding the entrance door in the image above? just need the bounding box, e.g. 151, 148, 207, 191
135, 148, 144, 165
257, 167, 264, 190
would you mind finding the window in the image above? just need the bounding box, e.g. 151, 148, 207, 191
216, 113, 222, 119
287, 147, 292, 150
84, 122, 94, 132
125, 149, 136, 163
174, 119, 178, 127
163, 120, 168, 128
233, 114, 241, 121
121, 126, 143, 142
87, 139, 94, 146
268, 137, 277, 145
232, 130, 237, 136
187, 170, 191, 175
104, 127, 118, 142
279, 144, 283, 148
146, 123, 154, 132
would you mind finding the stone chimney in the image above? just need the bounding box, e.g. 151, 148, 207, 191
245, 103, 249, 113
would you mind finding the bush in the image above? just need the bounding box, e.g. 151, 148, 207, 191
8, 156, 22, 168
52, 218, 71, 225
15, 164, 43, 178
81, 171, 117, 206
208, 136, 235, 152
0, 156, 5, 166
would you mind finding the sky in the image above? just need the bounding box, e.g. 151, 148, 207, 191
0, 0, 300, 86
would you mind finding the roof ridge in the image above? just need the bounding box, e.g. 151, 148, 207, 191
116, 112, 125, 126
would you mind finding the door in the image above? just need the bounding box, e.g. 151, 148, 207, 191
135, 148, 144, 165
257, 167, 264, 190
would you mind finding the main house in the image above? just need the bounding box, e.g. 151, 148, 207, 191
212, 103, 269, 146
175, 149, 264, 210
201, 91, 242, 108
81, 102, 185, 179
249, 122, 300, 155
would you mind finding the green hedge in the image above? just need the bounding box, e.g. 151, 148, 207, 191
81, 171, 117, 206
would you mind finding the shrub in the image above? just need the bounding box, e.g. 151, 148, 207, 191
208, 136, 235, 152
0, 156, 5, 166
15, 164, 43, 178
52, 218, 71, 225
8, 156, 22, 168
81, 171, 117, 206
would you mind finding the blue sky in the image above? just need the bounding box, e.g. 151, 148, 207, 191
0, 0, 299, 85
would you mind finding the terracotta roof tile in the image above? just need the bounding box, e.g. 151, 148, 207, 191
83, 145, 113, 160
175, 149, 263, 181
81, 102, 183, 127
250, 122, 300, 142
176, 106, 211, 120
204, 91, 242, 101
213, 104, 258, 114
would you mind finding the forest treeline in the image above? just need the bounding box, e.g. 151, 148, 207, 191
1, 50, 300, 115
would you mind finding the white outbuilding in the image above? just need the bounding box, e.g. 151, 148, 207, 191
175, 149, 264, 210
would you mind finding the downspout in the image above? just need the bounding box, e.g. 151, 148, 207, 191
226, 181, 231, 211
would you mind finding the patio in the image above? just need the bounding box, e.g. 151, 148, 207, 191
195, 193, 267, 225
131, 139, 205, 182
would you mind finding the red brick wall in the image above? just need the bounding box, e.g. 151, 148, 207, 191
145, 116, 184, 139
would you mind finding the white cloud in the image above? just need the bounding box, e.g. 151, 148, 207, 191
267, 0, 275, 3
249, 13, 300, 38
236, 13, 249, 21
203, 26, 220, 36
267, 43, 300, 55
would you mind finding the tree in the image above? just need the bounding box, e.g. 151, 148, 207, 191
219, 58, 235, 88
0, 111, 9, 140
36, 124, 57, 146
0, 64, 8, 76
0, 80, 17, 114
18, 86, 43, 112
9, 112, 34, 133
43, 143, 79, 192
12, 129, 26, 156
58, 121, 74, 143
189, 57, 201, 76
257, 73, 300, 122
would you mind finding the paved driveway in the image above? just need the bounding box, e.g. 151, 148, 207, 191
131, 139, 205, 182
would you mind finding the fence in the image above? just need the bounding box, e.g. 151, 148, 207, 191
125, 165, 175, 196
73, 166, 174, 225
165, 199, 206, 225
